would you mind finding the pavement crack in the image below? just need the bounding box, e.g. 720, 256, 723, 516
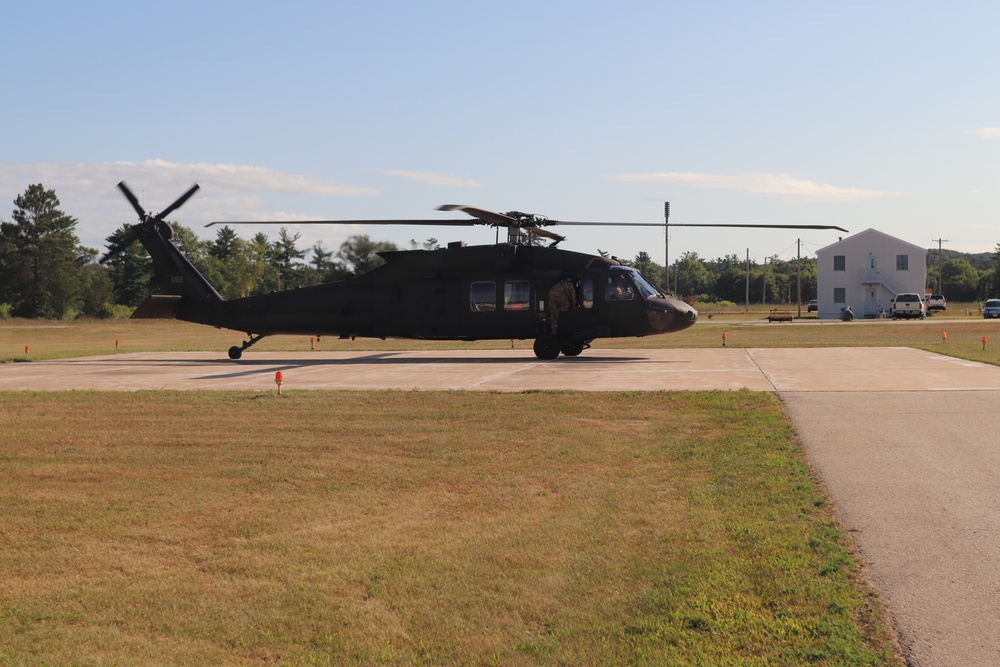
744, 348, 778, 392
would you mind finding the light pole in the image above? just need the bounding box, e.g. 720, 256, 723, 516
663, 202, 670, 292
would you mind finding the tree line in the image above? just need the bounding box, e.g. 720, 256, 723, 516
2, 183, 999, 320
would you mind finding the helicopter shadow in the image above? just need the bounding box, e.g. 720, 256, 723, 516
189, 353, 660, 381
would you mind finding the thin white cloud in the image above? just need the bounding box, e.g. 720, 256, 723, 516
966, 127, 1000, 139
0, 159, 376, 200
381, 170, 482, 187
115, 159, 377, 196
0, 159, 377, 249
609, 171, 900, 202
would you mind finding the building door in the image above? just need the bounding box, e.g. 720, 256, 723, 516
864, 255, 878, 316
865, 288, 878, 317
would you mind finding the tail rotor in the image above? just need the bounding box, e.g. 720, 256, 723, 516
100, 181, 200, 264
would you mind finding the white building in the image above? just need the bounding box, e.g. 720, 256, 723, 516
815, 229, 926, 319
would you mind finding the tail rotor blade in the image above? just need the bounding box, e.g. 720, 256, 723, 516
99, 226, 141, 265
117, 181, 145, 220
156, 183, 200, 221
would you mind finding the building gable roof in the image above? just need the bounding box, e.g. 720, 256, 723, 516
815, 228, 926, 256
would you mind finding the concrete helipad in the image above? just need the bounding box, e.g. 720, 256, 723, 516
5, 346, 1000, 666
3, 346, 1000, 392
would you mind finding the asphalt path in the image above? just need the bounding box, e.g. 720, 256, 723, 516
4, 346, 999, 666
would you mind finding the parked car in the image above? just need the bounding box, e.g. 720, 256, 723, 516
892, 293, 926, 319
984, 299, 1000, 319
807, 299, 818, 312
927, 294, 947, 311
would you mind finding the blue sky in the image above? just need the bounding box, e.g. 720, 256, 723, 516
2, 0, 999, 266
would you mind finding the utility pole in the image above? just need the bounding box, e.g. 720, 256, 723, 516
745, 248, 750, 313
762, 257, 767, 305
931, 238, 949, 295
796, 239, 802, 318
664, 202, 670, 292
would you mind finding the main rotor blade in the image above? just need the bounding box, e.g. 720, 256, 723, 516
549, 220, 849, 233
206, 219, 480, 228
437, 204, 516, 227
667, 223, 849, 232
544, 220, 667, 227
117, 181, 145, 220
156, 183, 200, 221
524, 226, 565, 243
547, 220, 848, 232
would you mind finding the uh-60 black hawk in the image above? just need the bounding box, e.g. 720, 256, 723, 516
102, 182, 846, 360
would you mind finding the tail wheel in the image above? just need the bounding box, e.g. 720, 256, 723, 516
533, 335, 561, 360
227, 333, 266, 360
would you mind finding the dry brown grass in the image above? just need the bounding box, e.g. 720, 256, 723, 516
0, 391, 899, 665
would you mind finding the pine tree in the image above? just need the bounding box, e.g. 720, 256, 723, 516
104, 226, 153, 307
271, 227, 306, 289
0, 184, 86, 318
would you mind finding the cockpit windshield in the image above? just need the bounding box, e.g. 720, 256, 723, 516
628, 269, 664, 299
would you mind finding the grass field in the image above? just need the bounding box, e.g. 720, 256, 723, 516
2, 313, 962, 664
0, 391, 900, 666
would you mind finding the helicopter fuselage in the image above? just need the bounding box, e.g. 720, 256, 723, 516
202, 243, 698, 346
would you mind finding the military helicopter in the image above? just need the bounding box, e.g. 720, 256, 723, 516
102, 182, 844, 360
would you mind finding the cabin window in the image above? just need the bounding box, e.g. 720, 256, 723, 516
503, 280, 530, 311
470, 281, 496, 312
833, 255, 846, 271
582, 277, 594, 309
896, 254, 909, 271
833, 287, 846, 303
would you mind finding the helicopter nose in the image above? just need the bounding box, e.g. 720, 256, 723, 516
674, 299, 698, 329
648, 297, 698, 332
682, 303, 698, 325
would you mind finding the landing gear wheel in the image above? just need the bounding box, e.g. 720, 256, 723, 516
560, 340, 585, 357
227, 333, 266, 360
533, 335, 561, 360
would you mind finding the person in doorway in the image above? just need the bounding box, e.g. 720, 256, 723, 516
548, 277, 577, 334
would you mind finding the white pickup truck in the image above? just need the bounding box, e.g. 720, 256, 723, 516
891, 293, 926, 319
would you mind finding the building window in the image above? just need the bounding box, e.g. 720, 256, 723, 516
833, 255, 846, 271
503, 280, 530, 311
896, 255, 909, 271
470, 281, 496, 311
833, 287, 846, 303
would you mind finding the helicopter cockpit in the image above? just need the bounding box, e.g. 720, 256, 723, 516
604, 266, 663, 302
600, 266, 694, 333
